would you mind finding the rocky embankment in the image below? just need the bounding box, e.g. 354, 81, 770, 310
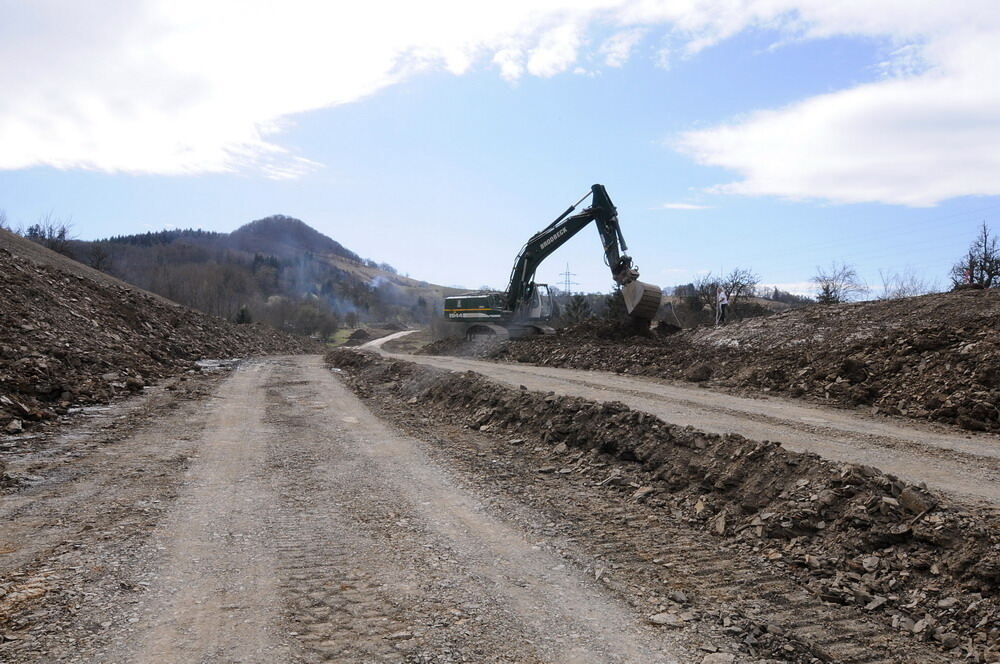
328, 349, 1000, 661
0, 241, 319, 438
431, 290, 1000, 433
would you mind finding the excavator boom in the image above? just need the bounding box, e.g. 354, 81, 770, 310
444, 184, 662, 339
504, 184, 661, 320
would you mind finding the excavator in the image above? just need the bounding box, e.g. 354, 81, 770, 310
444, 184, 662, 339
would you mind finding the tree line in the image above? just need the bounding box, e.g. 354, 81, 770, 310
0, 214, 441, 339
2, 212, 996, 333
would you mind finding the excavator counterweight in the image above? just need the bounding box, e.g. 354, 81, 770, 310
444, 184, 662, 339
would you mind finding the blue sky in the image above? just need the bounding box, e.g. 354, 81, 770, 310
2, 1, 999, 295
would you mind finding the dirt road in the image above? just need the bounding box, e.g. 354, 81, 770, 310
4, 353, 980, 662
2, 356, 704, 663
376, 345, 1000, 507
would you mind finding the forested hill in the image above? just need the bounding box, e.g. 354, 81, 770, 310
227, 216, 362, 261
56, 215, 453, 337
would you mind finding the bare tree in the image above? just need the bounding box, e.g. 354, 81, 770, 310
691, 272, 718, 311
89, 243, 112, 272
812, 262, 868, 304
24, 213, 75, 257
950, 222, 999, 289
0, 209, 8, 231
878, 268, 935, 300
722, 267, 759, 304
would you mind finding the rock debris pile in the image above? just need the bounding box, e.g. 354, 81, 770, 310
344, 329, 373, 344
0, 245, 318, 435
328, 349, 1000, 661
470, 290, 1000, 433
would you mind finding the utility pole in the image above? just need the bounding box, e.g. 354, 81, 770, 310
559, 263, 579, 296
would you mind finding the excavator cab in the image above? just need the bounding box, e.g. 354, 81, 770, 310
523, 283, 553, 321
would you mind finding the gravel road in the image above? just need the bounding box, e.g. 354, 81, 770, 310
3, 352, 978, 662
386, 348, 1000, 507
2, 356, 706, 663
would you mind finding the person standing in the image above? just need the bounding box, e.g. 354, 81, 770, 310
716, 287, 729, 325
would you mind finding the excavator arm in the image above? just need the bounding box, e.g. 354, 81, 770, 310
504, 184, 662, 320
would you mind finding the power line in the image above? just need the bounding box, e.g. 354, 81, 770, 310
559, 263, 579, 295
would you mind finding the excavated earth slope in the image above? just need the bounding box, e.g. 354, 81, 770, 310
328, 349, 1000, 662
0, 236, 318, 439
444, 290, 1000, 433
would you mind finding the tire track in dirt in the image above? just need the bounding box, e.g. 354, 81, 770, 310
345, 370, 957, 664
262, 357, 693, 663
123, 361, 295, 664
0, 375, 224, 663
95, 356, 694, 662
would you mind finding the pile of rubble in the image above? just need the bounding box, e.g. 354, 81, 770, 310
418, 336, 504, 357
0, 245, 318, 434
344, 329, 373, 345
328, 349, 1000, 659
482, 290, 1000, 432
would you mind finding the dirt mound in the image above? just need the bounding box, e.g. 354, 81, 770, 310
328, 349, 1000, 658
480, 290, 1000, 432
344, 329, 373, 344
417, 336, 505, 357
0, 243, 319, 435
342, 327, 412, 347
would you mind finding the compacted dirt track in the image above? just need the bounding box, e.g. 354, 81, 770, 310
382, 345, 1000, 507
2, 352, 990, 663
2, 356, 699, 663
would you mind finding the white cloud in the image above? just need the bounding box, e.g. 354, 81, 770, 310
657, 202, 712, 210
1, 0, 636, 176
678, 51, 1000, 206
3, 0, 1000, 207
601, 28, 645, 67
670, 1, 1000, 206
527, 22, 584, 77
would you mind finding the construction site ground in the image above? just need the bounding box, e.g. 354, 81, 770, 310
379, 338, 1000, 509
3, 355, 701, 663
4, 282, 1000, 663
2, 345, 997, 662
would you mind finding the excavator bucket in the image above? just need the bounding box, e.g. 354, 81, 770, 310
623, 280, 662, 321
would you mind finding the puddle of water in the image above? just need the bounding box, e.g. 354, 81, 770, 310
195, 358, 242, 372
67, 405, 112, 415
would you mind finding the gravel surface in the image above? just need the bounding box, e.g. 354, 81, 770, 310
1, 357, 698, 662
425, 290, 1000, 434
0, 228, 319, 437
330, 350, 999, 663
4, 351, 996, 663
389, 351, 1000, 507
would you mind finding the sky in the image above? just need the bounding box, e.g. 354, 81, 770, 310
2, 1, 1000, 296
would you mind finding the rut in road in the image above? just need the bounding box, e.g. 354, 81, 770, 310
116, 356, 690, 663
393, 351, 1000, 506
